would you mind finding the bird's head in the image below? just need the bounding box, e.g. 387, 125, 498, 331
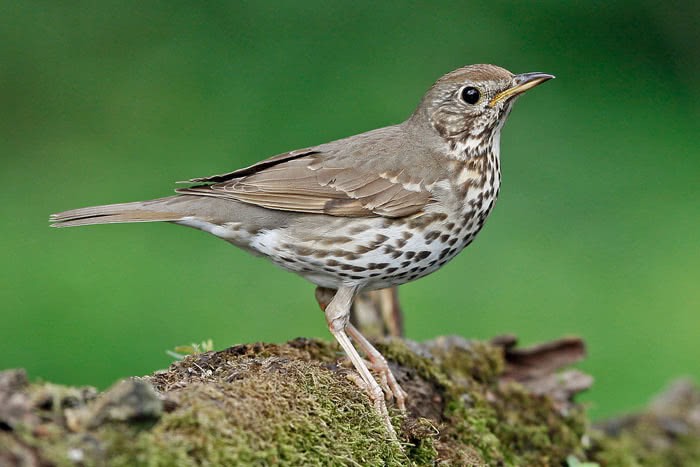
411, 64, 554, 154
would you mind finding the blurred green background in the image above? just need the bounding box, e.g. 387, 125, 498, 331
2, 1, 698, 420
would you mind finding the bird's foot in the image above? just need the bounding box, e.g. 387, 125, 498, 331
365, 358, 407, 412
342, 356, 406, 411
345, 372, 397, 439
346, 323, 407, 411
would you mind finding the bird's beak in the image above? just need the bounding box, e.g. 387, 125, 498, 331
488, 72, 555, 107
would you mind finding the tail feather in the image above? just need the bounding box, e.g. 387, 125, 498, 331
50, 197, 185, 228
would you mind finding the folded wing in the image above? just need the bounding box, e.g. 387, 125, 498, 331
177, 149, 432, 218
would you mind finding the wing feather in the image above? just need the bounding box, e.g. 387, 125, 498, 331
176, 129, 434, 218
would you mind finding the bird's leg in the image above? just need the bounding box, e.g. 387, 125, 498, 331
346, 323, 407, 411
323, 285, 397, 438
316, 287, 408, 411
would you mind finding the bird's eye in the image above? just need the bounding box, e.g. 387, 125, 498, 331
460, 86, 480, 105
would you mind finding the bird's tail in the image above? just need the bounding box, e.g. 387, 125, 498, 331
50, 196, 188, 228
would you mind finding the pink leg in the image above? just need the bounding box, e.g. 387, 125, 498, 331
346, 323, 407, 411
322, 286, 397, 439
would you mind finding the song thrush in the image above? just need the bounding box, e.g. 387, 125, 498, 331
50, 64, 554, 437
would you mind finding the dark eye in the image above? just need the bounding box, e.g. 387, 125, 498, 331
460, 86, 480, 105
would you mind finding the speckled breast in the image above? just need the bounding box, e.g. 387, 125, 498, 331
258, 151, 501, 291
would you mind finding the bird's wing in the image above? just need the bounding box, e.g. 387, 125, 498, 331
183, 148, 320, 183
176, 147, 433, 218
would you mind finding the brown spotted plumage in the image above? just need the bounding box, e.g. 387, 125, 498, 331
50, 64, 554, 438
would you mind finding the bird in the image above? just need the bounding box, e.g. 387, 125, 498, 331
50, 64, 554, 438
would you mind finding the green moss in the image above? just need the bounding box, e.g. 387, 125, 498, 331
588, 430, 643, 467
108, 356, 407, 466
378, 339, 454, 391
585, 379, 700, 466
401, 417, 440, 465
427, 338, 504, 385
589, 421, 700, 467
488, 382, 586, 465
447, 382, 586, 465
379, 336, 586, 465
12, 338, 693, 466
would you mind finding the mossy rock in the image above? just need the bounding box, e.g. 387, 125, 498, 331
1, 337, 698, 466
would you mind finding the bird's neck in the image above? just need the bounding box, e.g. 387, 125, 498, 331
444, 128, 501, 198
443, 106, 508, 163
445, 126, 500, 163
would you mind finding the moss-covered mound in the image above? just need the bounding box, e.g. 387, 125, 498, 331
0, 336, 698, 466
